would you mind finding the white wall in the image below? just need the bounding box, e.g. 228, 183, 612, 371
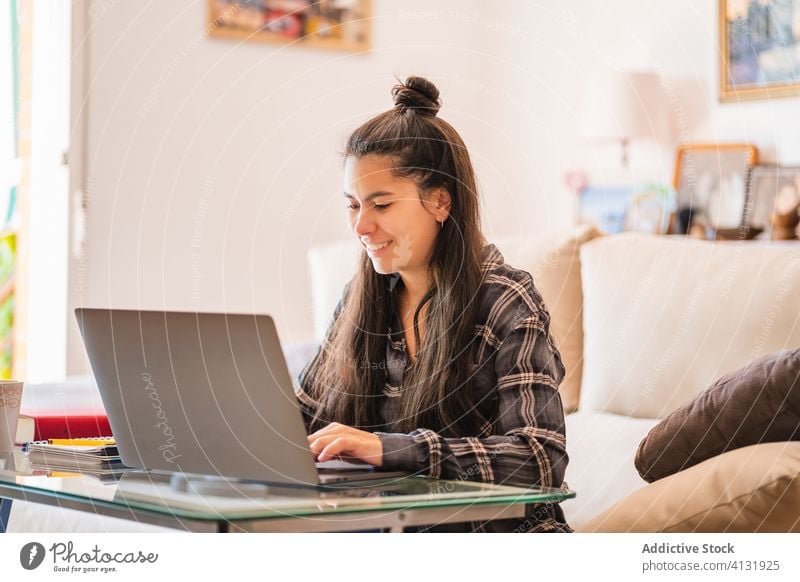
487, 0, 800, 215
68, 0, 800, 374
70, 0, 505, 373
28, 2, 71, 382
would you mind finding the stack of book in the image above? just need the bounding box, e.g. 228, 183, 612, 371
23, 437, 129, 476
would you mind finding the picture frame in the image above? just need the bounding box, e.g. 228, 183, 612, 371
671, 143, 759, 236
719, 0, 800, 102
207, 0, 372, 53
577, 184, 673, 235
746, 165, 800, 238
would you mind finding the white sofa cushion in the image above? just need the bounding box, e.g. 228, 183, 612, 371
580, 234, 800, 418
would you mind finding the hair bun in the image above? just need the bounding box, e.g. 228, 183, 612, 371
392, 76, 441, 117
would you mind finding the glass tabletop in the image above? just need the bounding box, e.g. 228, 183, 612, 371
0, 449, 575, 522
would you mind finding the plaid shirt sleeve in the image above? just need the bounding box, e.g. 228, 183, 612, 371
376, 308, 568, 489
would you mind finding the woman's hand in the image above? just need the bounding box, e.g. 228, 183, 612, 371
308, 422, 383, 467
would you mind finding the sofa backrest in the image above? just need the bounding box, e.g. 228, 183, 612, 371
579, 233, 800, 418
307, 225, 601, 413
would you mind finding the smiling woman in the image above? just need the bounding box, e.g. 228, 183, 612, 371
296, 76, 570, 533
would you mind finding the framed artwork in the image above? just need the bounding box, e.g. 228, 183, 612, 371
719, 0, 800, 102
671, 143, 759, 235
578, 184, 673, 235
207, 0, 372, 52
747, 165, 800, 238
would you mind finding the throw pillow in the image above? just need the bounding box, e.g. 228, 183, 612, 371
635, 348, 800, 483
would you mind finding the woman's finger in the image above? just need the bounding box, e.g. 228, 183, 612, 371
318, 437, 355, 462
308, 434, 339, 457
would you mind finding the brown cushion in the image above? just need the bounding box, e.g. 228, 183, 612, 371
635, 349, 800, 483
579, 442, 800, 532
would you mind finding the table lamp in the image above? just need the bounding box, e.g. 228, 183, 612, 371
581, 71, 673, 167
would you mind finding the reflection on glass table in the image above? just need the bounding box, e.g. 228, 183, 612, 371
1, 449, 575, 532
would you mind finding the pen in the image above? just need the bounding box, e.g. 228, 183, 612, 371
47, 438, 116, 446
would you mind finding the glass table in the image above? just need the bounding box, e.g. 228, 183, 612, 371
0, 450, 575, 533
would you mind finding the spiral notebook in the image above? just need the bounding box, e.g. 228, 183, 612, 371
23, 438, 128, 473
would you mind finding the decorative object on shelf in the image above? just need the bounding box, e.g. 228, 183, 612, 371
577, 183, 674, 235
687, 223, 712, 240
671, 143, 758, 239
719, 0, 800, 102
676, 207, 702, 237
564, 170, 588, 196
712, 225, 764, 241
623, 184, 676, 235
771, 204, 800, 240
577, 185, 635, 235
581, 70, 674, 167
207, 0, 372, 52
747, 165, 800, 240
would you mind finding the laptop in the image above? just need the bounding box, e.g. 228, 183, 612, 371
74, 308, 409, 487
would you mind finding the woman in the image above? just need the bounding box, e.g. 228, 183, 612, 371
297, 76, 570, 532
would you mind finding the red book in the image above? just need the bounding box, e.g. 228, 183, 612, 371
20, 376, 112, 441
30, 415, 112, 441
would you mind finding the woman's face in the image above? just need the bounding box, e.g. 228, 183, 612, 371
344, 154, 448, 276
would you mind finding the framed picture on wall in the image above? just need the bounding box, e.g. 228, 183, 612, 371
719, 0, 800, 102
747, 165, 800, 239
207, 0, 372, 52
671, 143, 759, 236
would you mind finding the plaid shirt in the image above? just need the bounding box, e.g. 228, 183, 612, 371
296, 244, 571, 532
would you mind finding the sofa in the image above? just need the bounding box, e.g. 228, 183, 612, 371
7, 227, 800, 532
308, 227, 800, 531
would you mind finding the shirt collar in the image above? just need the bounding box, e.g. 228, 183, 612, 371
481, 243, 504, 274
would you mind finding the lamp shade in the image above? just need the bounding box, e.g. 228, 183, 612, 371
581, 71, 673, 144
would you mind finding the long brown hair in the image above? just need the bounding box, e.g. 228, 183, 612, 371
303, 76, 486, 437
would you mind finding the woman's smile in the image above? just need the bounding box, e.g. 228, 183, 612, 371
364, 240, 392, 256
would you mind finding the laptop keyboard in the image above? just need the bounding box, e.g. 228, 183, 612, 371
315, 459, 375, 472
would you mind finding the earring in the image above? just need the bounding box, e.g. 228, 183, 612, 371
439, 218, 444, 229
